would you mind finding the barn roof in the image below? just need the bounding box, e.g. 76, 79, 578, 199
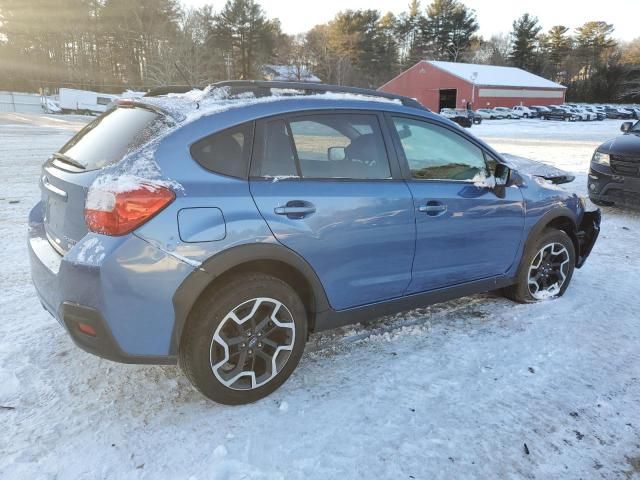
427, 61, 566, 89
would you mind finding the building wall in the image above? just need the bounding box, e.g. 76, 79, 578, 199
379, 62, 565, 111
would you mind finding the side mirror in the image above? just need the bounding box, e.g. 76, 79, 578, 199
493, 163, 511, 198
328, 146, 346, 161
621, 121, 633, 133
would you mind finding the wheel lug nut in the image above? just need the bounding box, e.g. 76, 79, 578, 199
241, 343, 246, 348
258, 342, 263, 348
248, 349, 253, 354
257, 332, 262, 337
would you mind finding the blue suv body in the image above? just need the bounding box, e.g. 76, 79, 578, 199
28, 82, 600, 404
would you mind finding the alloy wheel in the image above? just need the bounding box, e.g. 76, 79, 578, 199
527, 242, 570, 300
210, 297, 295, 391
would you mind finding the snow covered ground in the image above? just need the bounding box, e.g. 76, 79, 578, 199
1, 113, 640, 479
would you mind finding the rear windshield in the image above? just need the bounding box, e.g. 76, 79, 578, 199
58, 106, 170, 171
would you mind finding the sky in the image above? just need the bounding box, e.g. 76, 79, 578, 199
182, 0, 639, 41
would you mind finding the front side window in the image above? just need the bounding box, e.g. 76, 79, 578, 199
392, 117, 487, 181
253, 113, 392, 180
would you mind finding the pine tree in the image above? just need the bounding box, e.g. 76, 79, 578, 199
545, 25, 572, 81
424, 0, 478, 62
574, 21, 616, 79
395, 0, 428, 68
210, 0, 281, 80
509, 13, 542, 71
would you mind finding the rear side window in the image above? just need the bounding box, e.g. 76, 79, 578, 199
190, 122, 254, 178
59, 107, 169, 171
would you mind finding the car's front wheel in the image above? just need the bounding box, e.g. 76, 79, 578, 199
504, 229, 576, 303
180, 273, 308, 405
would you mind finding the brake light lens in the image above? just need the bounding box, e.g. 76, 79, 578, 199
85, 185, 175, 236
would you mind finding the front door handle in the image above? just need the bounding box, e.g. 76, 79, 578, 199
418, 201, 447, 216
274, 201, 316, 219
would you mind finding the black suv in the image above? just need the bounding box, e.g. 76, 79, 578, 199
542, 108, 579, 122
589, 121, 640, 208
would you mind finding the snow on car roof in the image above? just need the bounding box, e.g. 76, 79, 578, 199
138, 87, 402, 125
428, 61, 566, 90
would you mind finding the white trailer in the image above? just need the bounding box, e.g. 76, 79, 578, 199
58, 88, 119, 114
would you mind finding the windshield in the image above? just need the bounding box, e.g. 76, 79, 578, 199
57, 106, 170, 171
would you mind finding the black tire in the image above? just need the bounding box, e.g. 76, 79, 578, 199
504, 229, 576, 303
179, 273, 308, 405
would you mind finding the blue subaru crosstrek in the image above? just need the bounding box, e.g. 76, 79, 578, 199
28, 81, 600, 404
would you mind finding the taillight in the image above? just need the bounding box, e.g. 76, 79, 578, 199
85, 185, 175, 236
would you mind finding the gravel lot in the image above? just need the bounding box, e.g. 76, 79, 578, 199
1, 112, 639, 480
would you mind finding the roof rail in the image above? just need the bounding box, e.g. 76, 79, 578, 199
144, 80, 428, 111
208, 80, 428, 111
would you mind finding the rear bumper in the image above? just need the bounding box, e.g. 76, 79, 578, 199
28, 201, 194, 364
575, 209, 601, 268
59, 303, 175, 364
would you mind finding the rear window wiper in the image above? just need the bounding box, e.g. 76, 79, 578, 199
51, 152, 86, 170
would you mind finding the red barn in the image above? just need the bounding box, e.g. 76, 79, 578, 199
379, 60, 566, 112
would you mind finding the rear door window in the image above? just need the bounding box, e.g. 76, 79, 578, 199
252, 113, 392, 180
190, 122, 254, 178
58, 106, 170, 171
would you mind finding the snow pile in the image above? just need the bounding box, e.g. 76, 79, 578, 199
140, 86, 402, 126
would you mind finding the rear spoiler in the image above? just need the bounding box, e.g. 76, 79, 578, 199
115, 98, 180, 122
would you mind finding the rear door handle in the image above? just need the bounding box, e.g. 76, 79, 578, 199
418, 201, 447, 216
274, 201, 316, 219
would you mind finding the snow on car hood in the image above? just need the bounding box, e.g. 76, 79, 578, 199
500, 153, 575, 184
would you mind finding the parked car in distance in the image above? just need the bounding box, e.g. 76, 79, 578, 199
573, 107, 597, 121
604, 106, 633, 119
454, 108, 482, 125
512, 105, 534, 118
530, 105, 551, 118
28, 81, 601, 405
474, 109, 493, 119
542, 108, 580, 121
583, 106, 606, 121
493, 107, 521, 119
440, 108, 472, 128
589, 120, 640, 208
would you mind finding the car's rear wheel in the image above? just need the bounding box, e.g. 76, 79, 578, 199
504, 229, 575, 303
179, 274, 307, 405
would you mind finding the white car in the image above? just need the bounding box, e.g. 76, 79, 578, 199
512, 105, 534, 118
474, 109, 493, 119
573, 107, 596, 121
492, 107, 521, 119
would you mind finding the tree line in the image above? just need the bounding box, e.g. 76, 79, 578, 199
0, 0, 638, 102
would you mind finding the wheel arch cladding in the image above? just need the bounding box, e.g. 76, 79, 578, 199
527, 208, 580, 263
170, 243, 330, 355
